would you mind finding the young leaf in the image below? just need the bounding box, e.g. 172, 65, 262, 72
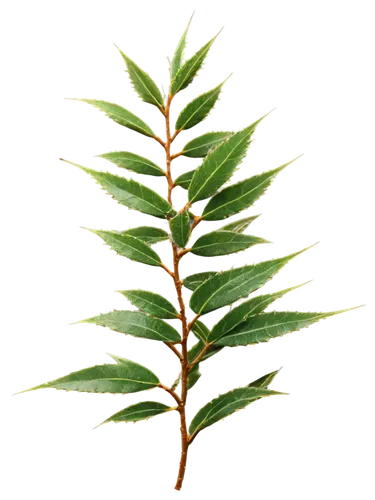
190, 230, 269, 257
118, 290, 179, 319
191, 320, 210, 342
188, 116, 265, 203
189, 245, 314, 314
175, 77, 229, 131
208, 283, 309, 343
17, 359, 160, 395
98, 151, 165, 177
171, 13, 194, 79
248, 368, 281, 389
116, 48, 164, 109
79, 310, 181, 342
183, 271, 218, 291
188, 340, 223, 364
171, 30, 222, 95
169, 210, 191, 247
62, 161, 175, 219
219, 215, 260, 233
216, 308, 361, 346
96, 401, 173, 427
87, 229, 162, 267
120, 226, 169, 245
187, 364, 201, 390
189, 386, 284, 436
202, 158, 299, 221
174, 169, 195, 190
181, 131, 233, 158
71, 99, 154, 137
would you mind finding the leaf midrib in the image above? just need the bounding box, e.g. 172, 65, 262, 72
178, 87, 220, 130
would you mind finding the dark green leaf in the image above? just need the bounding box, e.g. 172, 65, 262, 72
120, 226, 169, 245
181, 131, 233, 158
189, 386, 284, 436
188, 116, 265, 203
171, 13, 194, 79
87, 229, 162, 267
216, 308, 361, 346
17, 358, 160, 395
118, 290, 179, 319
189, 245, 314, 315
71, 99, 154, 137
248, 368, 281, 389
171, 30, 222, 95
202, 158, 299, 221
79, 310, 181, 342
208, 283, 309, 343
188, 340, 223, 364
169, 210, 191, 247
191, 320, 210, 342
219, 215, 260, 233
96, 401, 173, 427
174, 169, 195, 190
116, 47, 164, 109
98, 151, 164, 177
183, 271, 218, 291
187, 364, 201, 390
62, 161, 175, 219
191, 230, 269, 257
175, 77, 229, 131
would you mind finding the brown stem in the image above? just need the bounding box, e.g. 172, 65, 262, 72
159, 383, 182, 406
164, 341, 183, 360
162, 93, 191, 491
188, 342, 210, 370
171, 151, 183, 161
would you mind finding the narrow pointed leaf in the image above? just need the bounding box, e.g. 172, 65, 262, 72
208, 283, 309, 343
120, 226, 169, 245
202, 159, 297, 221
118, 290, 179, 319
248, 368, 281, 389
219, 215, 260, 233
97, 401, 173, 426
188, 340, 223, 364
171, 13, 194, 79
71, 99, 154, 137
187, 364, 201, 390
216, 308, 361, 346
98, 151, 164, 177
181, 131, 233, 158
88, 229, 162, 267
174, 169, 195, 190
175, 78, 228, 131
192, 320, 210, 342
189, 386, 284, 436
18, 359, 160, 395
191, 230, 269, 257
79, 310, 181, 342
169, 210, 191, 247
189, 246, 313, 315
63, 161, 175, 219
183, 271, 218, 291
171, 30, 221, 95
188, 117, 264, 203
117, 48, 164, 109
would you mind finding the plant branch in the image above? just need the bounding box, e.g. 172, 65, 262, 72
159, 383, 182, 406
171, 151, 183, 161
164, 341, 183, 360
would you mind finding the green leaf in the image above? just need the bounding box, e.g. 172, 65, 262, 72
188, 340, 223, 364
189, 245, 314, 315
191, 230, 269, 257
183, 269, 218, 292
120, 226, 169, 245
96, 401, 173, 427
118, 290, 179, 319
116, 47, 164, 109
63, 161, 175, 219
71, 99, 154, 137
191, 320, 210, 342
208, 283, 309, 343
174, 169, 195, 190
171, 29, 222, 95
187, 364, 201, 390
169, 210, 191, 247
248, 368, 281, 389
87, 229, 162, 267
79, 310, 181, 342
171, 13, 194, 79
216, 308, 361, 346
17, 358, 160, 395
219, 215, 260, 233
188, 116, 265, 203
189, 386, 284, 436
175, 77, 229, 131
202, 158, 299, 221
181, 131, 233, 158
98, 151, 165, 177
